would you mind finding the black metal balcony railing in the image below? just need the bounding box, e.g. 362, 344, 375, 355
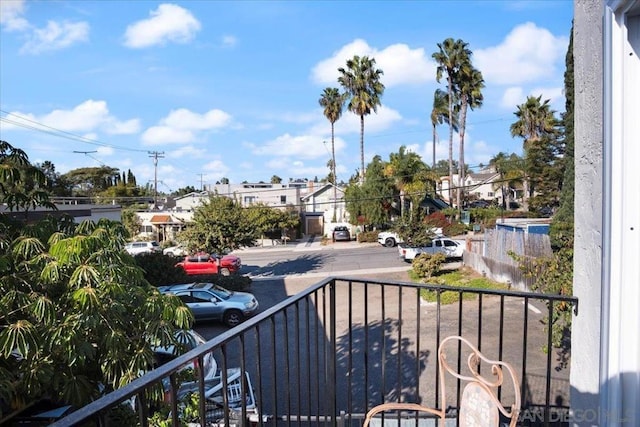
51, 277, 578, 427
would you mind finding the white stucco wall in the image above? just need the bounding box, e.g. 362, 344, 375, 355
571, 0, 604, 423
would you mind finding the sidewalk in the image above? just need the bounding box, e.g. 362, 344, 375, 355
233, 236, 379, 254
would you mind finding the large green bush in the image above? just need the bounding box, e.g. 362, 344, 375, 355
412, 253, 446, 280
357, 230, 378, 243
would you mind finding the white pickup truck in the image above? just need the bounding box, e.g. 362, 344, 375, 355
398, 238, 465, 262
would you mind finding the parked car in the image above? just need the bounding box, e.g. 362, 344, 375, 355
398, 238, 465, 262
176, 252, 241, 276
125, 241, 161, 255
149, 329, 262, 425
163, 244, 187, 257
377, 231, 402, 247
332, 226, 351, 242
158, 282, 258, 327
468, 199, 492, 208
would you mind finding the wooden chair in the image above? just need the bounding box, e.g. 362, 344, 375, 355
363, 335, 521, 427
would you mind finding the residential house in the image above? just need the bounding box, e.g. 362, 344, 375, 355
300, 183, 347, 236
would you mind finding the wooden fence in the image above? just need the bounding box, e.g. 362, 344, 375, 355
464, 229, 552, 291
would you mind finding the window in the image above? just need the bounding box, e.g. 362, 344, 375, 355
488, 192, 494, 197
192, 291, 214, 302
244, 196, 256, 204
139, 225, 153, 233
444, 240, 457, 247
177, 294, 195, 303
435, 241, 443, 247
280, 195, 287, 203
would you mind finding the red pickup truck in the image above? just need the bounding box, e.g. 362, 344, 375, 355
175, 252, 242, 276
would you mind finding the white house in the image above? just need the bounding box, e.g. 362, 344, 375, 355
300, 183, 348, 237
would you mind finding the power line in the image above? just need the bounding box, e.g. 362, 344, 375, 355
0, 110, 148, 153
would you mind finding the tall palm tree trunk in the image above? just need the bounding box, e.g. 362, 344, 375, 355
331, 123, 337, 221
360, 114, 365, 183
447, 80, 454, 207
432, 125, 437, 169
458, 102, 468, 210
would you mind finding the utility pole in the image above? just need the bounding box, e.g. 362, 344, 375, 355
197, 173, 205, 191
148, 151, 164, 208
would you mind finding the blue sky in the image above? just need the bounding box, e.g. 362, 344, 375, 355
0, 0, 572, 192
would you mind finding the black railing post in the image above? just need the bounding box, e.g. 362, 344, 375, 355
329, 279, 337, 427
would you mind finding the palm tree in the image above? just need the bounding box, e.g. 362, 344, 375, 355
433, 38, 472, 208
430, 89, 459, 169
510, 95, 558, 204
456, 66, 485, 209
338, 55, 385, 183
319, 87, 345, 221
489, 152, 524, 210
383, 146, 436, 218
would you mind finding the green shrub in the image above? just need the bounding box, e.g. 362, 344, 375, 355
357, 230, 378, 243
412, 253, 446, 279
134, 252, 190, 286
417, 268, 508, 304
443, 222, 467, 236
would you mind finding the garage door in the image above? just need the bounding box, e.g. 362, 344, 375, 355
307, 218, 323, 235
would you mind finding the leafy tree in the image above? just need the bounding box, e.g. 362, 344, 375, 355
433, 38, 472, 206
173, 185, 197, 196
489, 152, 524, 210
179, 195, 255, 254
36, 160, 72, 197
1, 140, 55, 217
383, 146, 436, 218
344, 156, 394, 227
121, 205, 142, 238
319, 87, 346, 222
220, 177, 230, 185
338, 55, 385, 183
1, 143, 192, 413
270, 175, 282, 184
510, 95, 561, 208
244, 203, 299, 243
127, 169, 137, 187
62, 166, 121, 197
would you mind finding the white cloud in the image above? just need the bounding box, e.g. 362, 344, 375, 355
0, 0, 29, 32
20, 20, 89, 54
221, 35, 237, 48
530, 86, 564, 106
124, 3, 201, 48
332, 105, 403, 135
500, 87, 525, 109
141, 108, 233, 145
96, 146, 114, 156
142, 126, 194, 145
475, 22, 568, 85
202, 159, 230, 179
169, 145, 207, 158
1, 100, 140, 135
312, 39, 435, 87
162, 108, 232, 130
251, 134, 336, 159
265, 158, 328, 178
106, 118, 141, 135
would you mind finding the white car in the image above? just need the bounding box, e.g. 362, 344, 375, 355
398, 238, 465, 262
163, 244, 187, 257
124, 241, 161, 255
377, 231, 402, 247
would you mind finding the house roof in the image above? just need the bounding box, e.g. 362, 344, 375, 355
300, 183, 345, 201
150, 214, 179, 224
